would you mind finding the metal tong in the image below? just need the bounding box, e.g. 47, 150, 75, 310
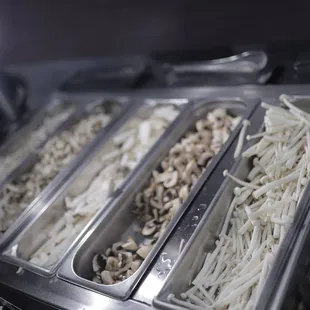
170, 50, 268, 74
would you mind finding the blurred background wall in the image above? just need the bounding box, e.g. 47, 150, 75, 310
0, 0, 309, 65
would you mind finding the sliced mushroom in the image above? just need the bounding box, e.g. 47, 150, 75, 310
150, 198, 162, 209
153, 171, 174, 184
161, 158, 169, 170
163, 171, 178, 188
155, 184, 164, 200
105, 256, 119, 271
101, 270, 114, 285
137, 244, 153, 259
121, 238, 138, 251
170, 198, 181, 217
152, 208, 159, 221
163, 201, 173, 211
179, 185, 189, 201
173, 156, 186, 172
142, 219, 157, 236
112, 254, 133, 276
92, 253, 106, 272
198, 151, 213, 166
112, 242, 123, 256
163, 188, 178, 203
182, 160, 197, 183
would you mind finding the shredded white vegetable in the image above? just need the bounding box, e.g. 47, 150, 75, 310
169, 94, 310, 309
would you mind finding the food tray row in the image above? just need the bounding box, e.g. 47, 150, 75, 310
0, 92, 256, 293
0, 87, 309, 310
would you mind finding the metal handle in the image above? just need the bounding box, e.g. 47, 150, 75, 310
172, 50, 268, 74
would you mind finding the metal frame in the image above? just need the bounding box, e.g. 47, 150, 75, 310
0, 85, 310, 310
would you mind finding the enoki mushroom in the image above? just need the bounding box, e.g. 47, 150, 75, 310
169, 95, 310, 309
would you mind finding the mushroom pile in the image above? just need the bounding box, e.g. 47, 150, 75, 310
0, 110, 112, 234
91, 108, 241, 285
92, 238, 147, 285
168, 95, 310, 309
28, 105, 179, 267
0, 105, 74, 183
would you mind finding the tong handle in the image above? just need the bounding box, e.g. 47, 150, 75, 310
172, 51, 268, 74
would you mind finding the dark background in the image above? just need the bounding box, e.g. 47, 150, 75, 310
0, 1, 309, 65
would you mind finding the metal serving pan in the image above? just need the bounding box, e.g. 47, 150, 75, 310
0, 97, 129, 249
0, 94, 75, 183
1, 99, 185, 276
58, 97, 258, 300
153, 98, 310, 310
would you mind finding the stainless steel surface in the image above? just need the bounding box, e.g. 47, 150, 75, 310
172, 51, 267, 74
152, 106, 264, 309
0, 97, 126, 249
1, 100, 184, 276
1, 86, 310, 310
153, 97, 310, 310
58, 98, 254, 300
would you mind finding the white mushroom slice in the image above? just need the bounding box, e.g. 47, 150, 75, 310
121, 238, 138, 251
142, 219, 157, 236
153, 171, 173, 183
163, 171, 179, 188
137, 244, 153, 259
100, 270, 114, 285
179, 185, 189, 201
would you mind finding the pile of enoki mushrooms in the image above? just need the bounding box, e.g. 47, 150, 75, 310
168, 95, 310, 309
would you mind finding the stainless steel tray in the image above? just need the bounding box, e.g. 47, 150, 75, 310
0, 97, 128, 249
1, 99, 185, 276
0, 94, 75, 182
153, 99, 310, 310
57, 97, 258, 300
1, 86, 310, 310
